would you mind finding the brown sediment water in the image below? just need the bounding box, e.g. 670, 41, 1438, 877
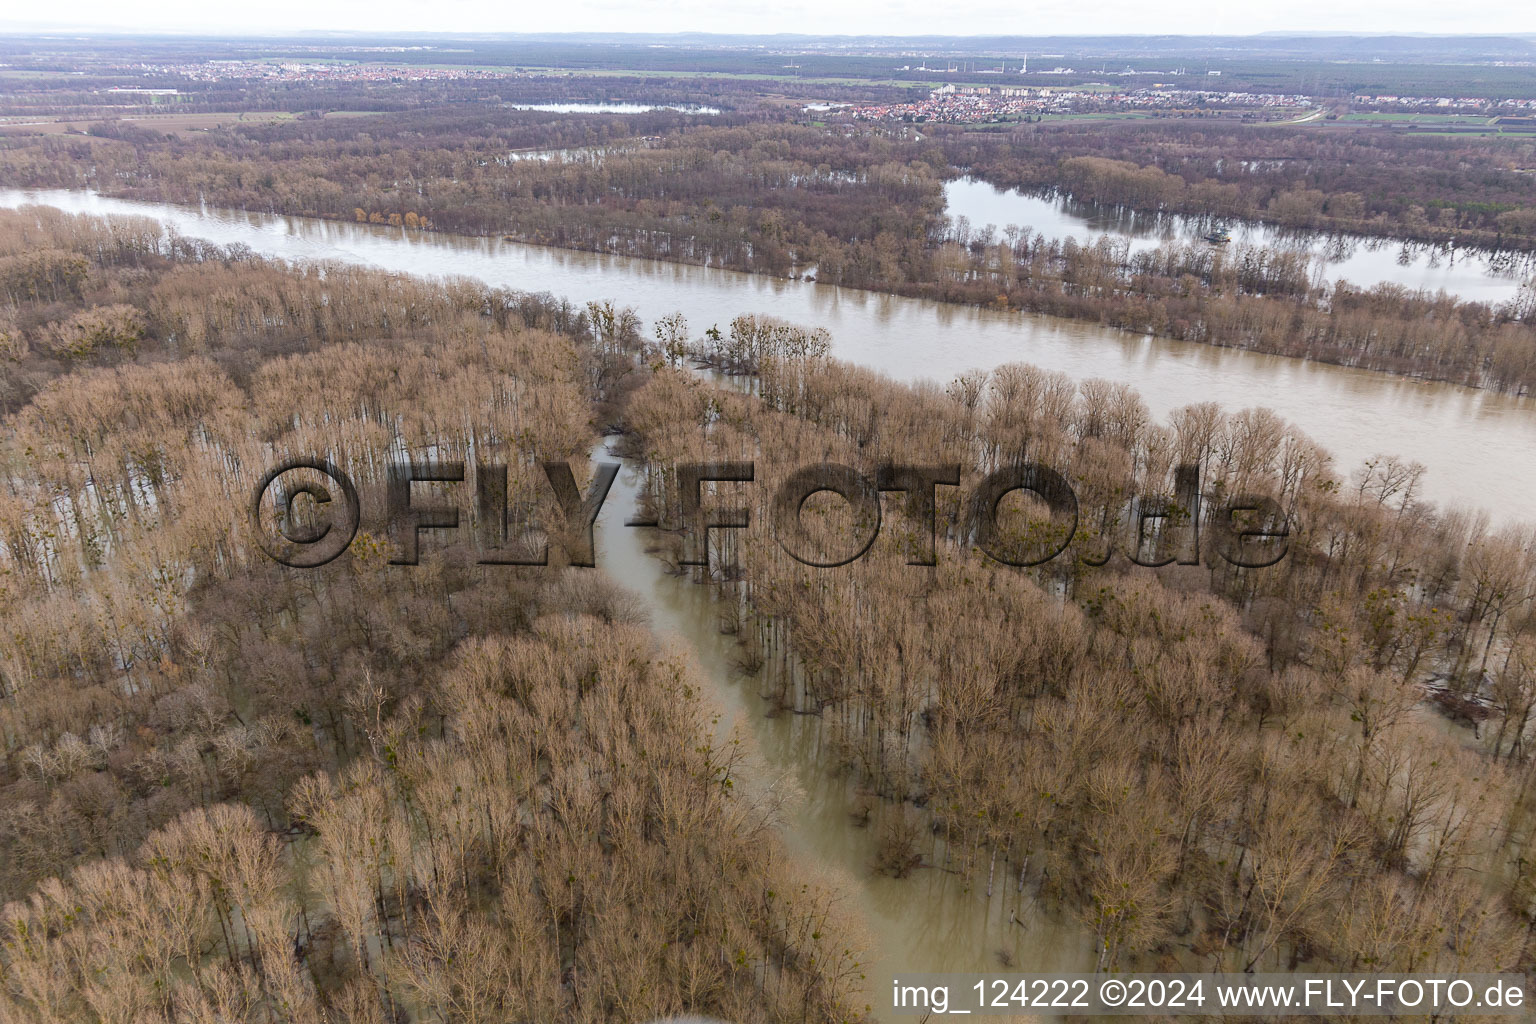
3, 187, 1530, 525
593, 444, 1096, 1020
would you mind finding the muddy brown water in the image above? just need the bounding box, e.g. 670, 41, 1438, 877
4, 187, 1529, 525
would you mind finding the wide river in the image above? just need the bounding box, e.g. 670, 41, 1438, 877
2, 187, 1531, 527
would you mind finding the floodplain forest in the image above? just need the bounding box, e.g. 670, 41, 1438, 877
0, 207, 869, 1024
626, 311, 1536, 979
1, 204, 1534, 1022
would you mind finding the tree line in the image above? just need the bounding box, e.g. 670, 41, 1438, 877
0, 118, 942, 286
910, 228, 1536, 393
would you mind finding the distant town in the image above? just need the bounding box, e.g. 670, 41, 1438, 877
841, 82, 1536, 125
848, 84, 1314, 123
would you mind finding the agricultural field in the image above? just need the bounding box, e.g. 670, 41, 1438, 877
0, 109, 383, 136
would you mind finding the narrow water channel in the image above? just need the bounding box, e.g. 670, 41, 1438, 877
593, 443, 1097, 1019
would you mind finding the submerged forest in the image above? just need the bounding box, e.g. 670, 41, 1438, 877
4, 33, 1536, 1022
0, 204, 1533, 1020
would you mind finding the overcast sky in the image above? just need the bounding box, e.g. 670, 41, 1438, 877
1, 0, 1531, 38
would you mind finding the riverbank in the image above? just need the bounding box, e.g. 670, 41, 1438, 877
494, 188, 1536, 395
942, 176, 1536, 305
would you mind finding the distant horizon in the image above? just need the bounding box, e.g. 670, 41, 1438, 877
0, 0, 1532, 43
2, 27, 1535, 41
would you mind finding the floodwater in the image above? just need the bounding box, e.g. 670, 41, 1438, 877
595, 445, 1095, 1016
2, 186, 1533, 527
944, 176, 1536, 305
1, 186, 1520, 1016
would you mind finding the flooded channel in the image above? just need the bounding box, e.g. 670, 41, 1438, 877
594, 444, 1097, 1016
944, 176, 1536, 305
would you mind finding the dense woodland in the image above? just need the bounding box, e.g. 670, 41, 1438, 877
620, 311, 1536, 985
3, 199, 1536, 1019
14, 98, 1536, 254
0, 117, 939, 282
0, 208, 870, 1023
5, 96, 1536, 392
